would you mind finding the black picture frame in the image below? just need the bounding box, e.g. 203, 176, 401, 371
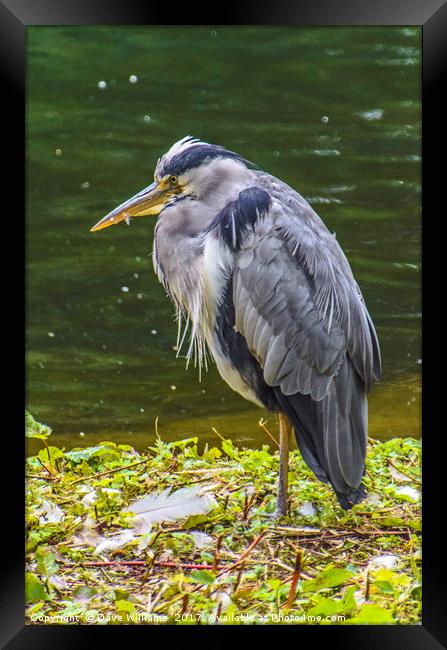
5, 0, 445, 646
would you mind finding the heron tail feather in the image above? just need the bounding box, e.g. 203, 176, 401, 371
274, 357, 368, 510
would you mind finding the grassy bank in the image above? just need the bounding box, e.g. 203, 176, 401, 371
25, 413, 421, 625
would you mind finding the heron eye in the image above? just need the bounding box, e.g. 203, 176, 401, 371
169, 175, 178, 186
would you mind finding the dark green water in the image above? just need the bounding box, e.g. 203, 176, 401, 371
26, 27, 421, 453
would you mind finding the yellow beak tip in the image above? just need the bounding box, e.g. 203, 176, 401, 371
90, 219, 113, 232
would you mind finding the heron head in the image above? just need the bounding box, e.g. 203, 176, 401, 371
90, 136, 251, 232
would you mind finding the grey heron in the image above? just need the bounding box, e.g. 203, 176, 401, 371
91, 136, 381, 515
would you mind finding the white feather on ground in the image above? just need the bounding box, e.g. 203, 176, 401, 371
125, 485, 217, 524
74, 486, 217, 556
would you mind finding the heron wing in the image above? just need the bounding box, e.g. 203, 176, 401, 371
221, 185, 380, 498
233, 214, 379, 400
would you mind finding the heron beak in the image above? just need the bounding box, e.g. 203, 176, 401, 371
90, 181, 170, 232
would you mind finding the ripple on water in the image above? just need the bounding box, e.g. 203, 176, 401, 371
357, 109, 383, 121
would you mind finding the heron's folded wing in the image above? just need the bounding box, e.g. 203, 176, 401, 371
215, 185, 380, 496
233, 231, 347, 401
233, 228, 374, 493
233, 212, 380, 397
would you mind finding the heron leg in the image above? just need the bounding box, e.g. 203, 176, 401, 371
275, 413, 292, 517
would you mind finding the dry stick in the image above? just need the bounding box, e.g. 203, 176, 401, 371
386, 458, 422, 485
36, 457, 57, 477
220, 530, 268, 573
211, 427, 227, 443
180, 594, 189, 616
185, 474, 218, 483
176, 468, 226, 475
258, 418, 280, 448
271, 526, 321, 535
79, 560, 229, 570
271, 527, 412, 539
215, 601, 223, 620
67, 458, 150, 487
63, 514, 88, 538
243, 494, 256, 520
365, 569, 371, 601
232, 566, 245, 594
284, 548, 304, 610
40, 437, 52, 465
213, 535, 223, 570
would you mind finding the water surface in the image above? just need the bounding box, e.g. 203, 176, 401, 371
26, 27, 421, 452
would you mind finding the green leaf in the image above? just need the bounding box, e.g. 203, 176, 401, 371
307, 598, 345, 617
341, 585, 358, 614
202, 447, 222, 461
117, 444, 136, 452
25, 573, 48, 603
302, 567, 355, 592
65, 446, 105, 462
307, 584, 358, 618
373, 568, 411, 587
378, 516, 407, 528
25, 411, 52, 440
183, 513, 214, 529
167, 437, 198, 451
37, 446, 64, 465
36, 549, 59, 577
221, 438, 239, 459
90, 447, 121, 460
374, 580, 395, 593
349, 603, 394, 624
190, 570, 216, 585
115, 599, 138, 616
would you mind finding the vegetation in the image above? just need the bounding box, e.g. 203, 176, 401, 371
25, 411, 421, 625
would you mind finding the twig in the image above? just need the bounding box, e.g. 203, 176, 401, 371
242, 494, 256, 520
180, 594, 189, 616
387, 458, 422, 485
212, 427, 227, 443
176, 468, 226, 475
213, 534, 223, 570
271, 526, 413, 540
36, 456, 57, 477
365, 568, 370, 601
78, 560, 229, 570
67, 458, 149, 486
221, 530, 268, 572
258, 418, 280, 448
270, 526, 321, 535
284, 548, 304, 610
